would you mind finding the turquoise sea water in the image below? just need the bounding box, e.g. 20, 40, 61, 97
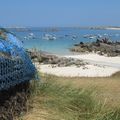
11, 28, 120, 55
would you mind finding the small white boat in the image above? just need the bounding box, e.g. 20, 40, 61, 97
97, 34, 102, 38
24, 33, 36, 40
104, 33, 108, 36
83, 34, 90, 38
83, 34, 96, 39
43, 34, 56, 40
90, 35, 97, 39
28, 33, 34, 36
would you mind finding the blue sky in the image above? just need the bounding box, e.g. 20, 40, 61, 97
0, 0, 120, 27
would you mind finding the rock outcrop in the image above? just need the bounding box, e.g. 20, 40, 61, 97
70, 38, 120, 57
27, 49, 87, 67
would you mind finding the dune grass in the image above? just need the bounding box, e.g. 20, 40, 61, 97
21, 72, 120, 120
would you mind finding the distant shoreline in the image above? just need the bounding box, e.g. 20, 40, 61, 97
105, 27, 120, 30
5, 26, 120, 32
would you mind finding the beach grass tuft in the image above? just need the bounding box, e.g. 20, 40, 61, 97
21, 72, 120, 120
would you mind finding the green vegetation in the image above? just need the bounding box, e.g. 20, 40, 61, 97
22, 72, 120, 120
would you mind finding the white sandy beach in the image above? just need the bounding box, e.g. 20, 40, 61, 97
64, 53, 120, 65
37, 64, 119, 77
35, 53, 120, 77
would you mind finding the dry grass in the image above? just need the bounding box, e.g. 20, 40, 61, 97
21, 72, 120, 120
44, 72, 120, 107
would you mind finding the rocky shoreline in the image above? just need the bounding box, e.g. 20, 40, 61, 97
27, 49, 87, 67
70, 38, 120, 57
27, 49, 120, 77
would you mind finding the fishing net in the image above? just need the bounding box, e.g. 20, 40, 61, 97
0, 28, 36, 91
